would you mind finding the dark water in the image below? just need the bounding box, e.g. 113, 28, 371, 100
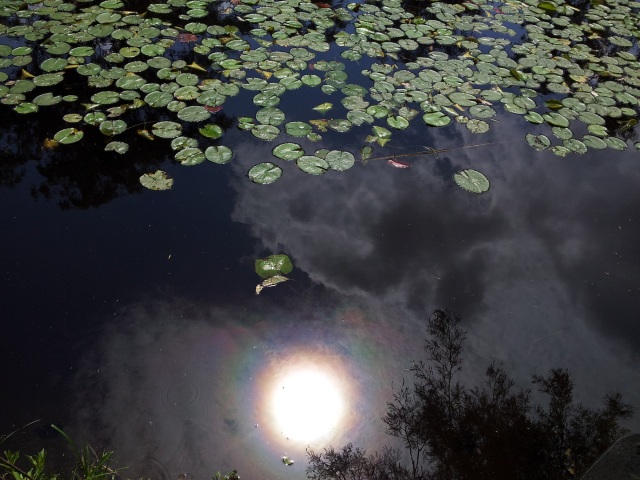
2, 103, 639, 479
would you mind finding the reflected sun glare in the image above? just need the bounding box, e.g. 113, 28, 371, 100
271, 368, 345, 443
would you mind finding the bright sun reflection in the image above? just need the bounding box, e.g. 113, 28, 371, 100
270, 367, 345, 443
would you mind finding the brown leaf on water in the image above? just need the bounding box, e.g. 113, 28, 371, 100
137, 129, 155, 141
43, 138, 59, 150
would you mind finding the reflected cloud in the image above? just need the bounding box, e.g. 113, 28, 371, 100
227, 123, 640, 419
72, 296, 413, 480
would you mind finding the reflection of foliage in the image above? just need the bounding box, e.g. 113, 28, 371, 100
308, 310, 633, 480
0, 424, 241, 480
0, 425, 121, 480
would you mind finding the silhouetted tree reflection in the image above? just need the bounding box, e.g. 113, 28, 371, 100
307, 310, 633, 480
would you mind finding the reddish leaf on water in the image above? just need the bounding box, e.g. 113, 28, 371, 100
317, 3, 331, 7
205, 105, 223, 113
177, 33, 198, 43
387, 158, 410, 168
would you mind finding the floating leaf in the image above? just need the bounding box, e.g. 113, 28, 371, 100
388, 158, 410, 169
454, 169, 490, 194
248, 162, 282, 184
177, 105, 211, 122
105, 141, 129, 154
525, 133, 551, 151
252, 125, 280, 141
175, 147, 205, 166
256, 275, 290, 294
205, 145, 233, 164
423, 111, 451, 127
199, 124, 224, 139
312, 102, 333, 113
53, 128, 84, 144
325, 150, 355, 171
152, 121, 182, 139
255, 254, 293, 279
140, 170, 174, 190
273, 143, 305, 161
285, 121, 312, 137
297, 155, 329, 175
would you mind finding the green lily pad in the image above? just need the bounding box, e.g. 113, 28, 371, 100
199, 124, 224, 139
256, 107, 285, 126
285, 121, 312, 137
99, 120, 127, 136
248, 162, 283, 184
152, 121, 182, 138
105, 141, 129, 154
525, 133, 551, 151
273, 142, 305, 161
53, 128, 84, 144
296, 155, 329, 175
255, 254, 293, 279
423, 111, 451, 127
175, 147, 205, 166
252, 125, 280, 141
454, 169, 490, 194
140, 170, 174, 190
177, 105, 211, 122
205, 145, 233, 164
325, 150, 355, 171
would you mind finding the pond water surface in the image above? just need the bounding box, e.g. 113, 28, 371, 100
1, 0, 640, 478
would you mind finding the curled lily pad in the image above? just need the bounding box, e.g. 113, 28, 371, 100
248, 162, 282, 184
273, 142, 305, 161
454, 169, 490, 194
140, 170, 174, 190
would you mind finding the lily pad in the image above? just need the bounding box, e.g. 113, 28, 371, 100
140, 170, 174, 190
525, 133, 551, 151
199, 124, 224, 139
255, 254, 293, 279
297, 155, 329, 175
248, 162, 283, 184
423, 111, 452, 127
205, 145, 233, 164
177, 105, 211, 122
454, 169, 490, 194
152, 121, 182, 138
53, 128, 84, 144
273, 142, 305, 161
325, 150, 355, 171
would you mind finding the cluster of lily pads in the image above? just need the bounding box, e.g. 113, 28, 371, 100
0, 0, 639, 187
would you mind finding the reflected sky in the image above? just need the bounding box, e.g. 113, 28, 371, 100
1, 113, 639, 480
